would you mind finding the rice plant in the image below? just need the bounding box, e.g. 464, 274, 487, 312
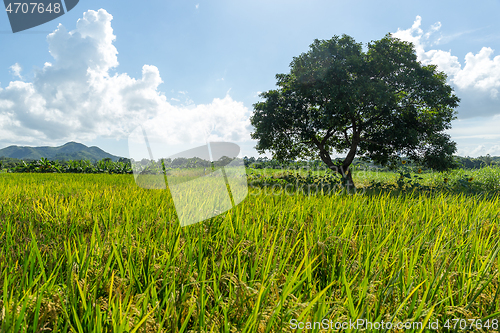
0, 171, 499, 332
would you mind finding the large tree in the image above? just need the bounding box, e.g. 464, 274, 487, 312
250, 34, 460, 189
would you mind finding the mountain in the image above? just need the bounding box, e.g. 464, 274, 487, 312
0, 142, 124, 162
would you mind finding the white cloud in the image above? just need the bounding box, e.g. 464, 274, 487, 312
446, 115, 500, 157
140, 94, 251, 145
9, 63, 23, 79
393, 16, 461, 77
393, 16, 500, 118
456, 144, 500, 157
0, 9, 251, 148
195, 4, 199, 9
453, 47, 500, 94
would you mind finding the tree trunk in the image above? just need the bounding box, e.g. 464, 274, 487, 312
315, 135, 359, 193
340, 167, 356, 193
318, 154, 357, 193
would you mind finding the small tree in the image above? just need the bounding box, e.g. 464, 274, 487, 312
251, 34, 460, 189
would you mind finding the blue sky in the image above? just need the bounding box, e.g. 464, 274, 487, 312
1, 0, 500, 159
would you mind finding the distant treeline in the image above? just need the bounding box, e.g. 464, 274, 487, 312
1, 154, 498, 173
243, 155, 500, 170
0, 156, 238, 174
0, 157, 133, 174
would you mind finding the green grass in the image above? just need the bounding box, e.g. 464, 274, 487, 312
249, 165, 500, 195
0, 171, 499, 332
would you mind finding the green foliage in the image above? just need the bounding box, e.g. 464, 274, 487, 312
363, 163, 500, 197
248, 170, 343, 195
6, 158, 133, 174
0, 156, 26, 170
251, 33, 460, 187
455, 154, 500, 169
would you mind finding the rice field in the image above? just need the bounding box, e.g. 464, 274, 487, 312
0, 169, 499, 332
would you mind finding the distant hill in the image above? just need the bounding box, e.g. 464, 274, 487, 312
0, 142, 124, 162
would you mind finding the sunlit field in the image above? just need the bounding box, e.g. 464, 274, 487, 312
1, 169, 499, 332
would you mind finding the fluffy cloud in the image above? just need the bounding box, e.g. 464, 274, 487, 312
393, 16, 500, 118
9, 63, 23, 79
0, 9, 251, 148
453, 47, 500, 98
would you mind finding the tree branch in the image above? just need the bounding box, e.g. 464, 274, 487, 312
342, 131, 360, 171
321, 127, 336, 145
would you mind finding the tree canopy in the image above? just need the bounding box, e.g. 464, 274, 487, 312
250, 34, 460, 188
